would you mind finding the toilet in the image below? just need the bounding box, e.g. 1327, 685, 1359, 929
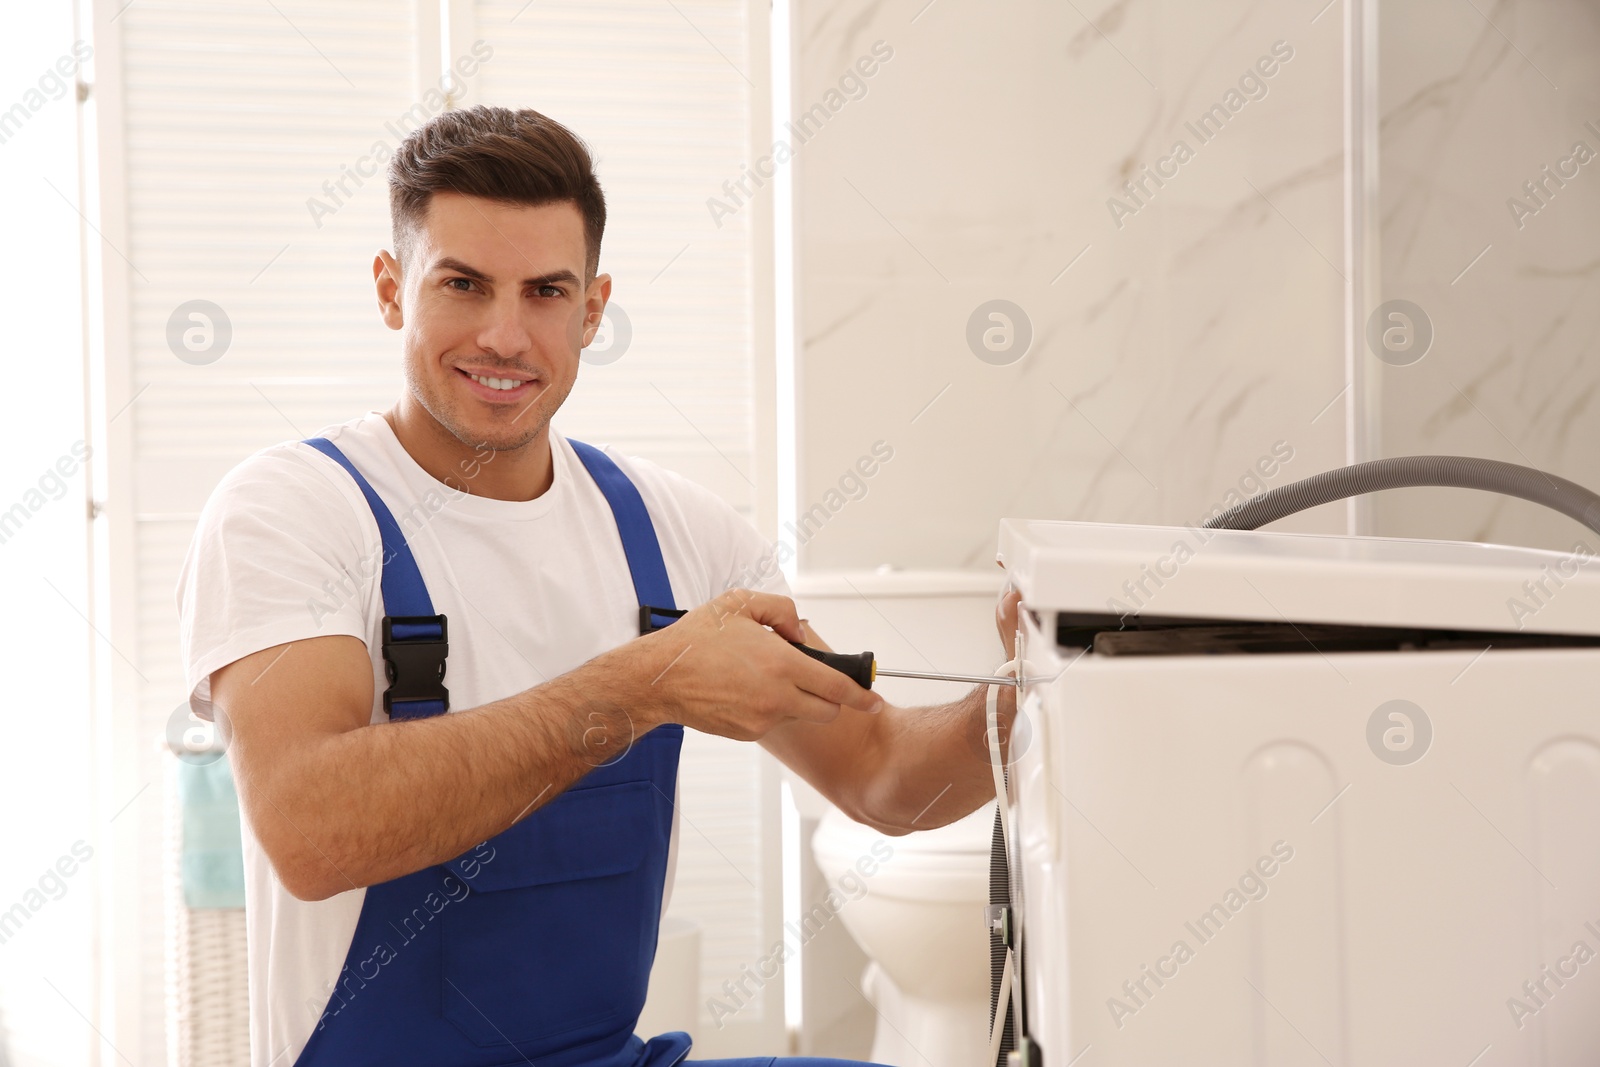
810, 800, 996, 1067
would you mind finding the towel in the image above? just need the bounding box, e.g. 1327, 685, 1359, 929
176, 755, 246, 909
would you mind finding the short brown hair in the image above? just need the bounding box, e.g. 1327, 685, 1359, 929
387, 105, 607, 279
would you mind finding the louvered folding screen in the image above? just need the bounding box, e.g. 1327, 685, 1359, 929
104, 0, 777, 1060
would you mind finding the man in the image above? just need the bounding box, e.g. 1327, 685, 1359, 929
178, 105, 1020, 1067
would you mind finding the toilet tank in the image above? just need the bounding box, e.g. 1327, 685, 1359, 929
787, 570, 1007, 1061
787, 569, 1009, 819
997, 519, 1600, 1067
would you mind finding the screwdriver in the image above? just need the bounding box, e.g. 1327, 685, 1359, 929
789, 642, 1020, 689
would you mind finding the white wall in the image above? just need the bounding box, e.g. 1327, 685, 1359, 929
0, 8, 96, 1067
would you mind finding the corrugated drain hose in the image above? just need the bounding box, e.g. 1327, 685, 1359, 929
1203, 455, 1600, 536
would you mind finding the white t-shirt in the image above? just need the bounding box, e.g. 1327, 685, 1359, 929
176, 412, 788, 1067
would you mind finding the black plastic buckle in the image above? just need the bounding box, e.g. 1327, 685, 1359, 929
381, 614, 449, 716
986, 904, 1013, 948
639, 605, 687, 635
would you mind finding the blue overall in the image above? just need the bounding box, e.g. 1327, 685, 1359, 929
294, 436, 882, 1067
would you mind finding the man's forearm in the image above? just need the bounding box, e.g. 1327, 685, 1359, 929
240, 642, 664, 900
856, 684, 1015, 836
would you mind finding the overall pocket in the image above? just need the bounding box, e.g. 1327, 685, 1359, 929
440, 777, 672, 1052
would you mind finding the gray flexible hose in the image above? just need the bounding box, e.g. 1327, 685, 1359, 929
1202, 456, 1600, 538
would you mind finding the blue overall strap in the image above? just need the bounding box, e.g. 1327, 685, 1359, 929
303, 437, 449, 719
292, 434, 690, 1067
567, 439, 679, 631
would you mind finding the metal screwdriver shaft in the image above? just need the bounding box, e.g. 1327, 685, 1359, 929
789, 642, 1020, 689
873, 666, 1020, 688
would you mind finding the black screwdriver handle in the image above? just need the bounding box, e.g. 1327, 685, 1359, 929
789, 642, 876, 690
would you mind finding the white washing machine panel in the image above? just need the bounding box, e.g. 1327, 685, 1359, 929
999, 519, 1600, 1067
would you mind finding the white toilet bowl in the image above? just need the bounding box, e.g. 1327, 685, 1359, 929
810, 802, 996, 1067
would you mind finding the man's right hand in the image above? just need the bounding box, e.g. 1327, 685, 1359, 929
625, 588, 884, 741
210, 587, 880, 900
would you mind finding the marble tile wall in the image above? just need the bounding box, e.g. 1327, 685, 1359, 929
1375, 0, 1600, 552
793, 0, 1352, 571
792, 0, 1600, 570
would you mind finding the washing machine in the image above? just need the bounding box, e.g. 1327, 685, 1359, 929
998, 518, 1600, 1067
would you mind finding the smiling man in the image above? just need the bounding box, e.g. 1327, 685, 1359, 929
177, 105, 1018, 1067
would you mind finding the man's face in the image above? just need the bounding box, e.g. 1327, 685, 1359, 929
376, 191, 609, 453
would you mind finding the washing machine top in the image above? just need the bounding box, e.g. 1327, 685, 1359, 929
996, 518, 1600, 636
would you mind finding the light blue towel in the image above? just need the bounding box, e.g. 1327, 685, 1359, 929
176, 755, 246, 909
